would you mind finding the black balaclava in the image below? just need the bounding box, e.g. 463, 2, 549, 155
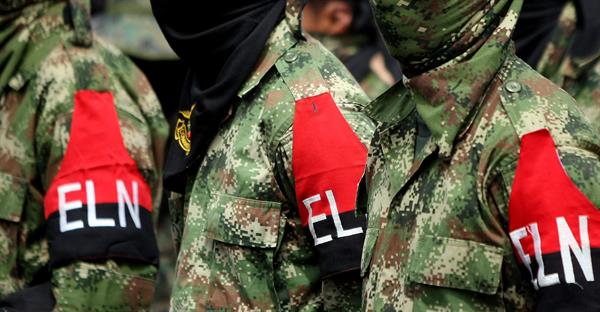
151, 0, 287, 192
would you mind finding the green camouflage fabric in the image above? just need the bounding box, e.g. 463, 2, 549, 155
311, 33, 395, 99
361, 0, 600, 310
91, 0, 177, 61
0, 0, 168, 310
532, 2, 600, 128
91, 2, 179, 310
168, 0, 374, 310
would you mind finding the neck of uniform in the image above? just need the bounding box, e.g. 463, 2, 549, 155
405, 0, 523, 159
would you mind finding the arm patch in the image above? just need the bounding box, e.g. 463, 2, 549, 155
44, 90, 158, 267
509, 129, 600, 309
292, 92, 367, 278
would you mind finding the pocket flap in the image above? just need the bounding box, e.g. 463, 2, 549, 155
206, 194, 282, 248
408, 235, 504, 295
0, 171, 26, 222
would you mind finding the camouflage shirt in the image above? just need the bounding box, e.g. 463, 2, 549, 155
0, 1, 168, 310
361, 0, 600, 310
530, 2, 600, 128
169, 1, 374, 311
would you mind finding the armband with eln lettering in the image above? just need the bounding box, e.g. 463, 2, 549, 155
509, 129, 600, 309
44, 91, 158, 268
292, 92, 367, 278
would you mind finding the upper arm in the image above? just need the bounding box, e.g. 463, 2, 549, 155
281, 92, 370, 278
0, 90, 38, 295
43, 90, 158, 267
503, 129, 600, 309
40, 89, 159, 310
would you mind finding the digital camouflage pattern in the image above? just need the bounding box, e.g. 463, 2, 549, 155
532, 2, 600, 128
0, 0, 168, 310
361, 0, 600, 310
169, 0, 374, 310
311, 33, 395, 99
92, 1, 180, 310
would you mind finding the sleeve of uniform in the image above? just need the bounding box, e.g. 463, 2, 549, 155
501, 129, 600, 310
0, 89, 47, 306
43, 90, 159, 310
275, 92, 374, 279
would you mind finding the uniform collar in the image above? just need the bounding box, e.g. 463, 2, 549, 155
368, 1, 520, 160
407, 41, 511, 159
363, 80, 413, 126
238, 0, 305, 97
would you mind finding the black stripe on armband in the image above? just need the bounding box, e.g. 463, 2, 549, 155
311, 211, 366, 279
531, 250, 600, 311
46, 203, 158, 268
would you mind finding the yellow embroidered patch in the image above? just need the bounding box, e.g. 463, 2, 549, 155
174, 103, 195, 155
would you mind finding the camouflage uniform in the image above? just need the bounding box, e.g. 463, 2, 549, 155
0, 0, 168, 310
525, 2, 600, 128
361, 0, 600, 310
311, 33, 397, 99
169, 0, 374, 310
93, 2, 181, 310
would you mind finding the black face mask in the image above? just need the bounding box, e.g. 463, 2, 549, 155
151, 0, 286, 192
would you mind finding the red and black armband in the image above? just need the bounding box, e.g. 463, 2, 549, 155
44, 91, 158, 268
292, 92, 367, 279
509, 129, 600, 309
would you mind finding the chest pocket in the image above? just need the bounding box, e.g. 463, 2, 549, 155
204, 193, 284, 309
206, 193, 283, 248
407, 235, 505, 295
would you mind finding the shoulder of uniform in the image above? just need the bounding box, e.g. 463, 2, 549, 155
36, 36, 150, 100
32, 36, 165, 140
275, 38, 369, 107
499, 55, 598, 148
30, 42, 93, 117
274, 38, 373, 140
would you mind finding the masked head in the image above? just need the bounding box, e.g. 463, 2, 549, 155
370, 0, 514, 76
